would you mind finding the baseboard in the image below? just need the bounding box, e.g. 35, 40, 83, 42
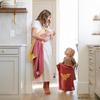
77, 82, 89, 94
25, 82, 32, 94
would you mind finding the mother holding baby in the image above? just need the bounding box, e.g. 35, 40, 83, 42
31, 9, 55, 94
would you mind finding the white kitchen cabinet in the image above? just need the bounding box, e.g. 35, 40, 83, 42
88, 47, 95, 100
0, 44, 27, 100
95, 47, 100, 98
88, 45, 100, 100
0, 56, 18, 94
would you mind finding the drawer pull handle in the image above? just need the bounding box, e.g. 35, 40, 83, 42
2, 50, 4, 52
89, 69, 93, 71
89, 59, 91, 60
89, 50, 91, 52
89, 83, 93, 85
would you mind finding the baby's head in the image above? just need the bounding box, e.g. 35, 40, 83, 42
65, 48, 75, 57
48, 29, 56, 36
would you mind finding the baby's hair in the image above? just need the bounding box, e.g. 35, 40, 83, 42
68, 48, 75, 57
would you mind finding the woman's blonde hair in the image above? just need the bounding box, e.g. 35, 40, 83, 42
68, 48, 75, 57
36, 9, 51, 28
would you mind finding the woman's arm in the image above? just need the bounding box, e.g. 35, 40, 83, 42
31, 28, 49, 42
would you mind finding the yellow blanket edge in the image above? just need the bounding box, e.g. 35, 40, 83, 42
28, 29, 46, 62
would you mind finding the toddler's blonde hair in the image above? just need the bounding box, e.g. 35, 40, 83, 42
68, 48, 75, 57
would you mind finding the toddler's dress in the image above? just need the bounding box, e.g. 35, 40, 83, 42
62, 57, 76, 80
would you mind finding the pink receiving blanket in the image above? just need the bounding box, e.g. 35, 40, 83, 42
32, 34, 47, 79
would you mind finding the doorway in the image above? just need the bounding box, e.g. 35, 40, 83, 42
59, 0, 78, 68
59, 0, 78, 94
31, 0, 78, 99
31, 1, 56, 82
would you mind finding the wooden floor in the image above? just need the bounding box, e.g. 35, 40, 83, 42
23, 69, 92, 100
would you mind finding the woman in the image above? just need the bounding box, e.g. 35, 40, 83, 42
31, 9, 55, 94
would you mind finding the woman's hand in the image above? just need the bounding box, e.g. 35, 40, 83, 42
45, 31, 51, 37
50, 29, 56, 36
43, 37, 49, 42
31, 28, 49, 41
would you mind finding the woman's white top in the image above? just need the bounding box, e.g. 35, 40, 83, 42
31, 20, 53, 82
32, 20, 43, 33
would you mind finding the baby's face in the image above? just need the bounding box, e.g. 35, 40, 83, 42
49, 29, 55, 36
65, 48, 71, 56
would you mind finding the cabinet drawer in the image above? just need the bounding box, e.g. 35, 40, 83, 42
89, 53, 94, 57
89, 62, 94, 67
0, 49, 19, 55
89, 64, 94, 77
89, 56, 94, 64
89, 76, 94, 92
89, 48, 94, 54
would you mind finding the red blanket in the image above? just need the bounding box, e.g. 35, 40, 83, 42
56, 63, 75, 91
32, 34, 46, 79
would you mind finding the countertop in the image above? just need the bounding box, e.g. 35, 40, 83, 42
0, 44, 27, 47
87, 43, 100, 47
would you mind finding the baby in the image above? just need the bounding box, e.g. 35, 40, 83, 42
62, 47, 76, 93
44, 29, 56, 40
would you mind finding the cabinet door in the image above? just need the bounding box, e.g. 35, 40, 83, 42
0, 56, 18, 94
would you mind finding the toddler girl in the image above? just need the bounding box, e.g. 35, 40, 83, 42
62, 47, 76, 93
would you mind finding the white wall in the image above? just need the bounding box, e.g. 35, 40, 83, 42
25, 0, 33, 94
78, 0, 100, 94
55, 0, 60, 64
17, 0, 33, 94
0, 13, 27, 44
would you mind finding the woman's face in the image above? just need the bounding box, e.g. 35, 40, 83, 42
47, 15, 51, 21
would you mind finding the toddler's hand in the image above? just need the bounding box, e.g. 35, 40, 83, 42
71, 66, 75, 69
